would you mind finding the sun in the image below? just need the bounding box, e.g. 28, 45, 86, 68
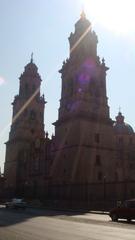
83, 0, 135, 34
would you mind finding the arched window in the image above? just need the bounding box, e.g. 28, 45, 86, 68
30, 110, 36, 120
95, 133, 100, 143
25, 83, 29, 96
32, 84, 36, 93
96, 155, 101, 166
115, 172, 118, 181
118, 137, 123, 144
98, 171, 103, 181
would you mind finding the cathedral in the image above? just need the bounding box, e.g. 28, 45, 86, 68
4, 12, 135, 209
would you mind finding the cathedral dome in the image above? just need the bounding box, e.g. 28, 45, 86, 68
19, 54, 41, 81
24, 54, 38, 74
113, 111, 134, 134
24, 61, 38, 73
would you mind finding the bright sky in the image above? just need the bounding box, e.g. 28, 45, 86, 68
0, 0, 135, 171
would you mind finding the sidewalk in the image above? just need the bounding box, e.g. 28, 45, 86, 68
71, 211, 110, 221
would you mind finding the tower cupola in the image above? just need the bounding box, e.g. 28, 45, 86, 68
68, 11, 98, 60
113, 111, 134, 134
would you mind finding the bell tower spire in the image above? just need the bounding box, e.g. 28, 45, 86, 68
80, 9, 86, 19
4, 58, 46, 192
31, 52, 34, 63
51, 14, 113, 184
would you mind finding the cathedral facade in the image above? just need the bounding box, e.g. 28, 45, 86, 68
4, 13, 135, 209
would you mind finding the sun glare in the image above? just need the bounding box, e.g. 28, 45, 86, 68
84, 0, 135, 34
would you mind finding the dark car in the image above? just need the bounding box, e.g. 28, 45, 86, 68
109, 199, 135, 222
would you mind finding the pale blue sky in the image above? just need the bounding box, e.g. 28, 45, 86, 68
0, 0, 135, 171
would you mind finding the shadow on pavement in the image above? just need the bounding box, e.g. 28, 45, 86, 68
0, 206, 95, 227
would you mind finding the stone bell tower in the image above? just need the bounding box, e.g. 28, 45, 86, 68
51, 12, 115, 184
4, 55, 45, 194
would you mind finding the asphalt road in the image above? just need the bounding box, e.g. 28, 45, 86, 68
0, 207, 135, 240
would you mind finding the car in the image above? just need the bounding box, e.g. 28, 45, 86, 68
109, 199, 135, 222
5, 198, 27, 209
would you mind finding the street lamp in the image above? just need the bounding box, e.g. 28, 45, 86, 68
103, 175, 106, 212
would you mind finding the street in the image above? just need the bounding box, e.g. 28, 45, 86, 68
0, 207, 135, 240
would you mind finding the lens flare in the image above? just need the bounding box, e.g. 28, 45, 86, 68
0, 76, 5, 86
84, 0, 135, 34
